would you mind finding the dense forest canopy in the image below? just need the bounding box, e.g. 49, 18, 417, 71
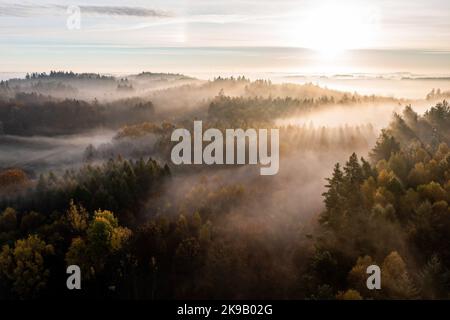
1, 101, 449, 299
316, 101, 450, 299
0, 71, 449, 299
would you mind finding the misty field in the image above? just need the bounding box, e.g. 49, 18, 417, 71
0, 72, 450, 299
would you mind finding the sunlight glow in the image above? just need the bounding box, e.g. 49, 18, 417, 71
301, 3, 380, 58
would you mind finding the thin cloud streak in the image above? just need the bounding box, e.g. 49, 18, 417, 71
0, 3, 171, 18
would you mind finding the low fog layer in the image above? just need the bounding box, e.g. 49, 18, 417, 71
276, 100, 433, 130
0, 131, 115, 174
0, 73, 439, 201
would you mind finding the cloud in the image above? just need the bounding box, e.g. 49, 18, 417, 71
0, 4, 171, 18
76, 6, 170, 17
0, 4, 47, 17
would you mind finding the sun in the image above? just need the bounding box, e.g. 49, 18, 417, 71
301, 3, 379, 58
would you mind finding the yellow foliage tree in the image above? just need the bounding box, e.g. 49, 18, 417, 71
0, 235, 54, 299
381, 251, 419, 299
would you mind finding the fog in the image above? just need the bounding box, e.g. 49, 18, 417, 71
0, 131, 115, 175
0, 73, 421, 205
1, 73, 439, 223
276, 101, 432, 130
1, 71, 448, 299
280, 76, 450, 100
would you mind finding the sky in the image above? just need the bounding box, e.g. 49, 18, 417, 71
1, 0, 450, 74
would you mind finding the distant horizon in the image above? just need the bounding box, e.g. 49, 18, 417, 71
3, 67, 450, 100
2, 47, 450, 77
4, 67, 450, 78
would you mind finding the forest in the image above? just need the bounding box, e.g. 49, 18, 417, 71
0, 72, 449, 299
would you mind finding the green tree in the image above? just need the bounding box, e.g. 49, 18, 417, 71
418, 255, 450, 299
370, 130, 400, 163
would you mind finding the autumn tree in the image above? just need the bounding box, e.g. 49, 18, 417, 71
66, 209, 132, 279
0, 235, 54, 299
